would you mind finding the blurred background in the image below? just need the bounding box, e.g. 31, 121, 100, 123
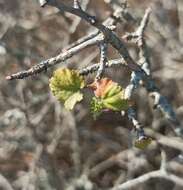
0, 0, 183, 189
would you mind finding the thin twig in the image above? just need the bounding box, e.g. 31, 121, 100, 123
79, 58, 125, 76
6, 33, 104, 80
96, 41, 108, 80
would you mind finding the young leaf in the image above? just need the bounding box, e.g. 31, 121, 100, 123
49, 68, 85, 110
89, 78, 130, 117
90, 97, 104, 119
134, 136, 152, 149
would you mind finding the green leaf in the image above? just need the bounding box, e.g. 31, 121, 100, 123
89, 78, 130, 117
103, 92, 129, 111
65, 92, 83, 110
90, 97, 104, 119
49, 68, 85, 110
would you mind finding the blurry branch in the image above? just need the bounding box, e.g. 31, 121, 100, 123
149, 91, 183, 136
68, 111, 81, 177
70, 0, 90, 33
83, 146, 118, 176
88, 129, 183, 178
104, 0, 136, 24
64, 30, 100, 52
65, 174, 93, 190
160, 149, 167, 172
31, 102, 52, 126
111, 144, 178, 190
113, 170, 183, 190
22, 144, 43, 190
46, 97, 65, 154
145, 128, 183, 152
0, 174, 14, 190
168, 161, 183, 175
89, 149, 130, 178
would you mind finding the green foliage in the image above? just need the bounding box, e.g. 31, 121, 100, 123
49, 68, 85, 110
90, 97, 104, 119
49, 68, 151, 149
90, 78, 130, 118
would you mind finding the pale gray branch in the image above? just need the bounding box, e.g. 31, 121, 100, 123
113, 170, 183, 190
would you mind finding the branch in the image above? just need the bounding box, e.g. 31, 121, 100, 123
6, 33, 104, 80
0, 174, 14, 190
70, 0, 90, 33
7, 0, 141, 80
113, 170, 183, 190
66, 2, 131, 51
89, 131, 183, 179
96, 41, 108, 80
7, 0, 183, 138
64, 30, 100, 52
145, 128, 183, 152
46, 0, 140, 71
137, 9, 182, 136
126, 107, 151, 148
79, 58, 125, 76
124, 8, 183, 137
104, 0, 136, 24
